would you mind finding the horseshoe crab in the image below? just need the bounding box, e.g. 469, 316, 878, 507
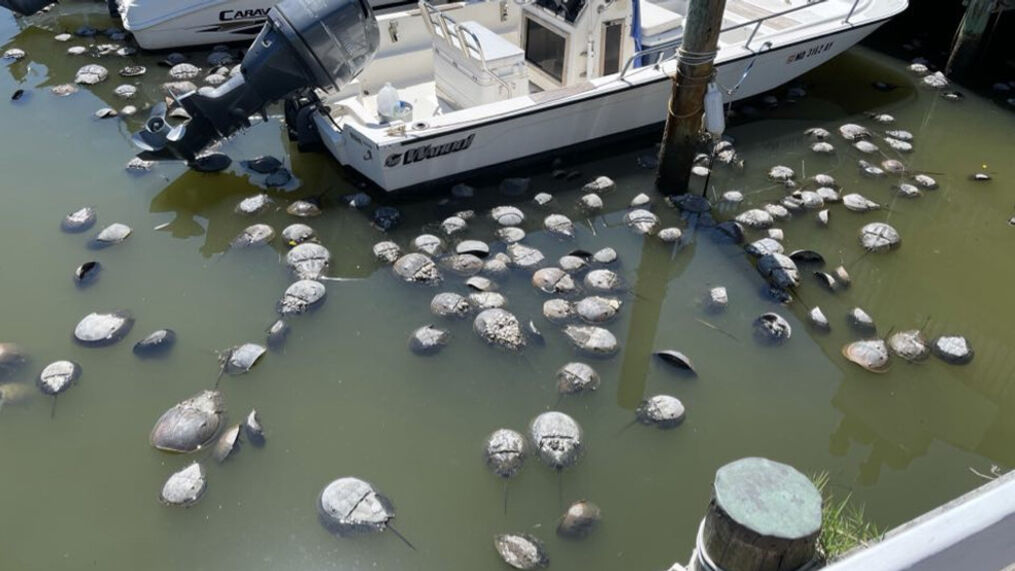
895, 183, 921, 198
888, 330, 930, 362
559, 255, 587, 273
654, 350, 696, 375
838, 123, 869, 141
441, 216, 467, 235
412, 234, 444, 257
768, 165, 795, 181
245, 409, 265, 446
441, 254, 484, 276
529, 411, 583, 470
213, 424, 241, 462
636, 394, 685, 428
266, 319, 289, 350
584, 175, 615, 193
484, 428, 527, 479
75, 64, 108, 85
746, 238, 783, 257
133, 329, 176, 357
706, 287, 728, 312
563, 325, 618, 356
318, 477, 408, 545
219, 343, 266, 376
848, 307, 876, 333
754, 313, 791, 344
431, 293, 471, 318
61, 207, 96, 232
160, 462, 206, 506
816, 187, 840, 202
507, 244, 545, 269
287, 200, 321, 217
809, 307, 830, 330
579, 193, 603, 211
583, 269, 621, 292
474, 309, 526, 350
72, 261, 101, 286
497, 227, 526, 244
575, 296, 620, 323
558, 500, 601, 539
859, 222, 900, 252
150, 390, 224, 453
842, 340, 890, 372
932, 335, 974, 364
843, 194, 880, 212
231, 224, 275, 247
409, 325, 449, 355
470, 292, 507, 309
278, 280, 326, 315
456, 240, 490, 258
37, 360, 80, 397
73, 311, 134, 346
592, 247, 618, 264
168, 62, 200, 80
286, 243, 331, 280
758, 253, 800, 289
543, 299, 574, 323
235, 193, 272, 215
372, 241, 401, 263
491, 206, 525, 226
658, 227, 682, 243
913, 174, 938, 189
532, 268, 576, 295
556, 362, 600, 394
735, 209, 774, 229
624, 209, 659, 234
93, 223, 132, 246
545, 214, 575, 238
494, 534, 549, 570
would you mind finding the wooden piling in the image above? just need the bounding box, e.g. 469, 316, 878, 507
655, 0, 727, 194
945, 0, 998, 78
696, 457, 822, 571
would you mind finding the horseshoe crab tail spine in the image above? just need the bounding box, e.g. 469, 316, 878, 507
615, 418, 638, 436
503, 479, 510, 516
557, 468, 563, 510
50, 395, 57, 419
552, 394, 564, 409
387, 524, 416, 551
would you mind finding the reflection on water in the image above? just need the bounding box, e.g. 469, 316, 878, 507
1, 5, 1015, 570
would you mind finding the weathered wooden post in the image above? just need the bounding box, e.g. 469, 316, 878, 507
945, 0, 998, 78
655, 0, 727, 194
690, 457, 822, 571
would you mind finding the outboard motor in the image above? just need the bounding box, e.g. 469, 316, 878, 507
0, 0, 52, 16
133, 0, 379, 161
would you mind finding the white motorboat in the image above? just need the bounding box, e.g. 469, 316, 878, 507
133, 0, 908, 192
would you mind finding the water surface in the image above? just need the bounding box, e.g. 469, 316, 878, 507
1, 7, 1014, 570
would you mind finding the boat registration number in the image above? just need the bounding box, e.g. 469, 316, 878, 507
786, 41, 834, 64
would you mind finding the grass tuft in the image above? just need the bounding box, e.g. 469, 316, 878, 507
813, 472, 884, 563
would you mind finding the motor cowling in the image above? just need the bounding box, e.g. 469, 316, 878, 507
133, 0, 379, 160
0, 0, 52, 16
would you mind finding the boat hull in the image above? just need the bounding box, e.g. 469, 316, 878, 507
318, 19, 888, 193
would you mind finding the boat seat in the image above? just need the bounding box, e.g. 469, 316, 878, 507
639, 0, 683, 39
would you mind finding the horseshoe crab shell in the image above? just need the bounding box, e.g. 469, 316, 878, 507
409, 325, 449, 355
529, 411, 583, 470
213, 424, 241, 462
133, 329, 176, 357
507, 244, 545, 269
318, 477, 396, 536
843, 193, 880, 212
484, 429, 527, 478
754, 313, 791, 343
494, 534, 549, 570
278, 280, 326, 315
220, 343, 266, 375
231, 223, 274, 247
61, 207, 96, 232
392, 253, 441, 284
474, 309, 526, 351
859, 222, 900, 252
624, 209, 659, 234
73, 310, 134, 346
757, 253, 800, 289
583, 269, 621, 292
431, 292, 471, 318
888, 330, 930, 362
635, 394, 686, 428
491, 206, 525, 226
160, 462, 206, 506
735, 209, 774, 229
653, 350, 696, 375
532, 268, 576, 295
574, 296, 621, 323
286, 243, 331, 280
563, 325, 618, 356
932, 335, 974, 364
37, 360, 81, 395
556, 362, 600, 394
558, 501, 601, 539
842, 340, 890, 372
149, 390, 225, 453
544, 214, 575, 238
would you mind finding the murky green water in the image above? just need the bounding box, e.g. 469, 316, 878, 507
2, 5, 1014, 570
